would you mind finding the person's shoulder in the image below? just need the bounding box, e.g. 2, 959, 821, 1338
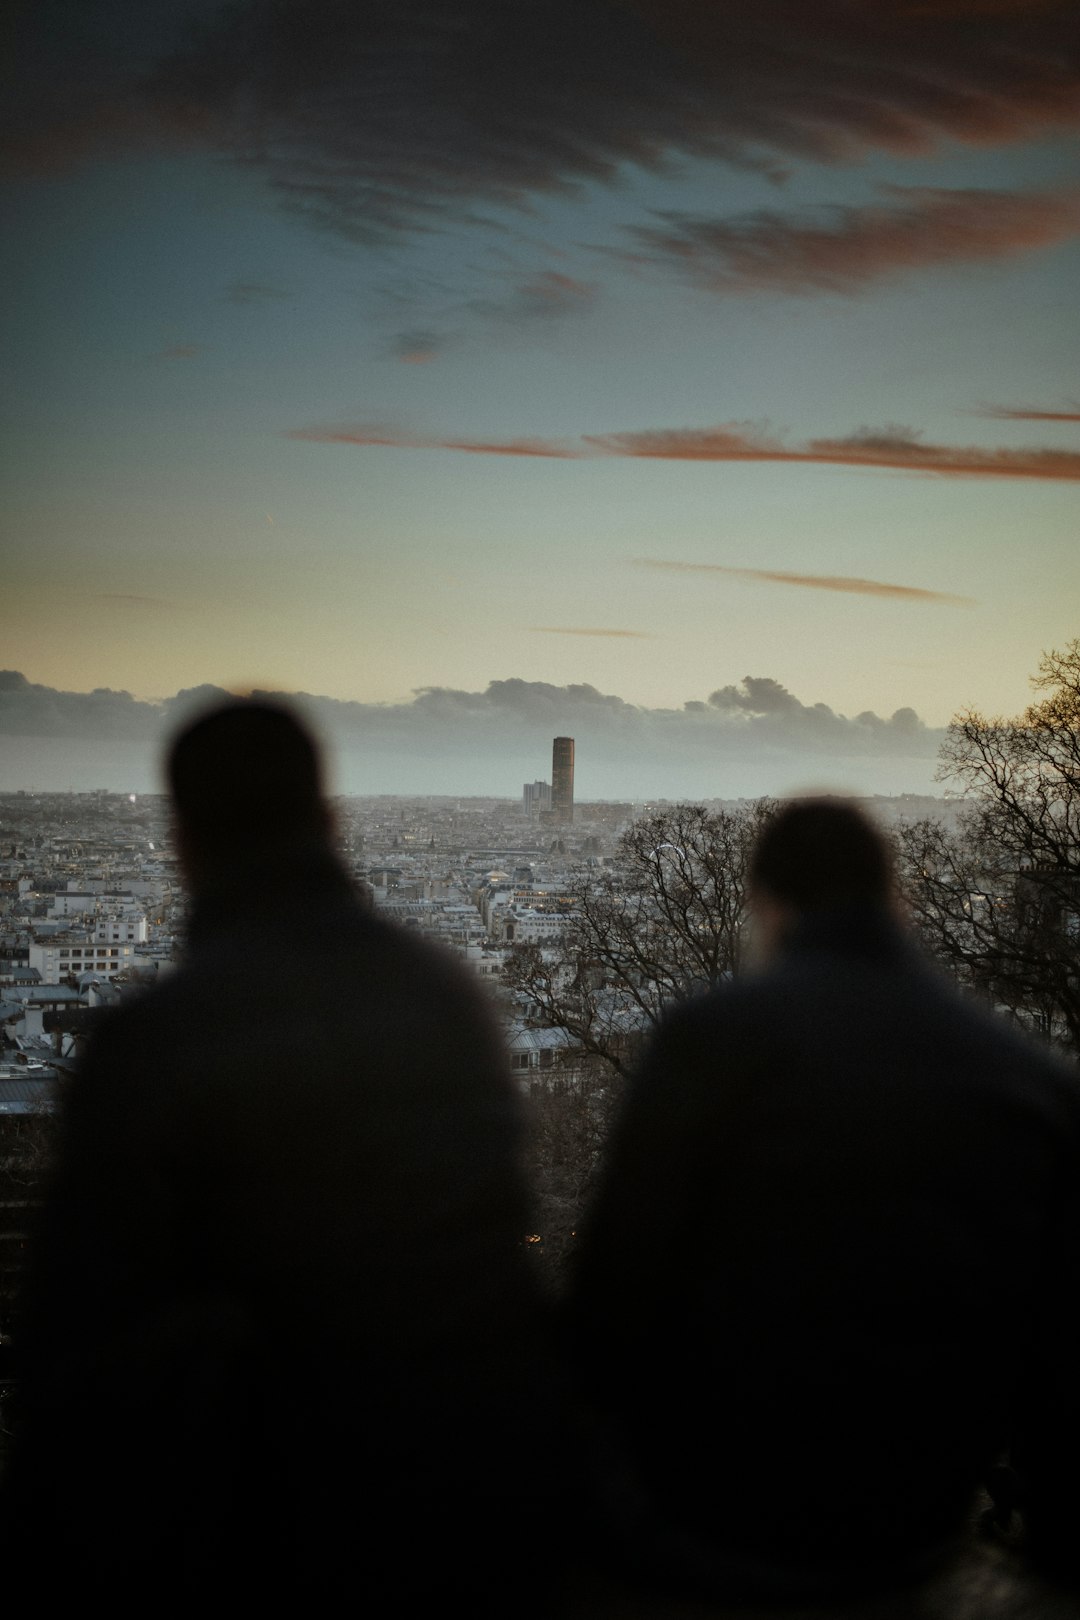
665, 967, 779, 1030
646, 973, 776, 1067
340, 900, 471, 971
990, 1013, 1080, 1097
74, 971, 197, 1079
330, 900, 500, 1015
83, 975, 171, 1040
917, 956, 1075, 1070
914, 963, 1080, 1108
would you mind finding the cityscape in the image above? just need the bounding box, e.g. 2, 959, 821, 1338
3, 664, 1075, 1279
0, 723, 967, 1158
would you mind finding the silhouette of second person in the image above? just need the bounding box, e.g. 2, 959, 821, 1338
564, 795, 1080, 1605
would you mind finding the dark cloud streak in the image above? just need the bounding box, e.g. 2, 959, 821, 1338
8, 2, 1080, 242
388, 329, 446, 363
468, 270, 599, 322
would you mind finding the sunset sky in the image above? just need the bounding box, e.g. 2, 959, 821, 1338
2, 1, 1078, 798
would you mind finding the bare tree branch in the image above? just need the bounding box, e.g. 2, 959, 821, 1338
503, 800, 776, 1079
898, 639, 1080, 1056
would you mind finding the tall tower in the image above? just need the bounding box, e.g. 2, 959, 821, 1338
551, 737, 575, 824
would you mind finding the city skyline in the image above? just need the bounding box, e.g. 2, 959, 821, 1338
0, 666, 959, 800
3, 3, 1078, 797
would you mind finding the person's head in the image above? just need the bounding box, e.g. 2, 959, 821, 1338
748, 796, 898, 957
167, 698, 331, 890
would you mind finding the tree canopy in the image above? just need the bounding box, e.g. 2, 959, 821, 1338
504, 799, 774, 1079
896, 640, 1080, 1055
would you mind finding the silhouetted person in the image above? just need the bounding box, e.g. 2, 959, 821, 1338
2, 700, 560, 1612
564, 796, 1080, 1605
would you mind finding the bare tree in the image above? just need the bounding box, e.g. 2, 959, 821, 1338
506, 800, 774, 1288
896, 640, 1080, 1056
0, 1105, 57, 1348
503, 799, 776, 1081
520, 1053, 617, 1291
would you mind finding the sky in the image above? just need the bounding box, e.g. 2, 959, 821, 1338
2, 0, 1078, 799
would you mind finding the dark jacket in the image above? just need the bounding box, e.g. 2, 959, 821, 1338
3, 846, 559, 1612
564, 905, 1080, 1600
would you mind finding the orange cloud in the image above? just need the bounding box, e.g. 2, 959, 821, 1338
587, 425, 786, 462
158, 343, 200, 360
589, 426, 1080, 480
437, 438, 581, 458
286, 424, 581, 458
635, 561, 973, 604
287, 425, 414, 449
288, 420, 1080, 480
808, 433, 1080, 481
975, 403, 1080, 422
620, 187, 1080, 295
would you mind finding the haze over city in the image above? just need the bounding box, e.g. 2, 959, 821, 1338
3, 2, 1078, 797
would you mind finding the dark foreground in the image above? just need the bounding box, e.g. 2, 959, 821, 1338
557, 1542, 1079, 1620
2, 1378, 1074, 1617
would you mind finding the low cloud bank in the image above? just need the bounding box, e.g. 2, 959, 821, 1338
0, 670, 946, 800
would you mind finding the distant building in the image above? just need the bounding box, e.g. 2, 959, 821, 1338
522, 780, 551, 818
551, 737, 574, 825
28, 937, 137, 981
